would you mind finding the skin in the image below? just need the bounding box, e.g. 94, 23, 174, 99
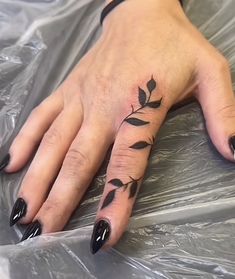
5, 0, 235, 249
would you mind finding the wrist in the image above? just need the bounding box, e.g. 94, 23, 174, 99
105, 0, 182, 4
102, 0, 184, 30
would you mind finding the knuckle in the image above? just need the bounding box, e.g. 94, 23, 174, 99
40, 198, 64, 221
42, 199, 60, 213
25, 106, 43, 128
93, 74, 112, 91
81, 74, 115, 118
63, 148, 90, 175
84, 73, 118, 100
29, 106, 40, 119
217, 104, 235, 119
14, 130, 28, 145
29, 100, 50, 119
213, 54, 230, 73
109, 145, 137, 172
42, 127, 62, 147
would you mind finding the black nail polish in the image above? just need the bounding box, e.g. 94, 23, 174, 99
90, 219, 111, 254
0, 153, 10, 172
10, 198, 27, 227
229, 136, 235, 157
21, 220, 42, 242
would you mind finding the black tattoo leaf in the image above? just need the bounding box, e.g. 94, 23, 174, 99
129, 181, 138, 199
125, 118, 150, 126
108, 178, 124, 187
147, 77, 157, 93
129, 141, 151, 150
146, 98, 162, 108
101, 189, 116, 209
138, 87, 147, 106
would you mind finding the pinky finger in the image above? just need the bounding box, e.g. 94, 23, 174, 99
4, 89, 64, 172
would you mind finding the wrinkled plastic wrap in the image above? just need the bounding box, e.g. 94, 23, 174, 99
0, 0, 235, 278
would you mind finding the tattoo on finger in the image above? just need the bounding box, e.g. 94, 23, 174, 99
101, 176, 142, 210
102, 76, 160, 210
122, 76, 162, 127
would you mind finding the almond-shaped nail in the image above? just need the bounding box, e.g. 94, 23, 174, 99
10, 198, 27, 226
21, 220, 42, 242
0, 153, 10, 171
90, 219, 111, 254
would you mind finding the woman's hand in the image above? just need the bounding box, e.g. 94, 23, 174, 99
4, 0, 235, 253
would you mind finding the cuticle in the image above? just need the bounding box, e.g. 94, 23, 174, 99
95, 217, 111, 228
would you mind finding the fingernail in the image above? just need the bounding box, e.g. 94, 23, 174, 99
229, 136, 235, 160
90, 219, 111, 254
10, 198, 27, 227
21, 220, 42, 242
0, 153, 10, 172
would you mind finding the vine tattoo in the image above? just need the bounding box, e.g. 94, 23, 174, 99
101, 76, 162, 210
101, 177, 142, 209
122, 75, 162, 127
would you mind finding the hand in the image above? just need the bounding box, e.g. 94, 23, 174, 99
4, 0, 235, 253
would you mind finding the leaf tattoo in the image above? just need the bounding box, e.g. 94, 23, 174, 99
138, 87, 147, 106
146, 98, 162, 108
122, 76, 162, 127
101, 189, 116, 209
130, 141, 151, 150
129, 181, 138, 198
130, 136, 155, 150
125, 118, 150, 126
147, 76, 157, 93
108, 179, 124, 187
101, 177, 142, 210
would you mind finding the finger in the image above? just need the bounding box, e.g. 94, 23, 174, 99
20, 120, 114, 241
5, 90, 64, 173
10, 99, 83, 226
196, 51, 235, 161
90, 77, 168, 253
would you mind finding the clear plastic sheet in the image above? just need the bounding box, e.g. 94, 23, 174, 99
0, 0, 235, 278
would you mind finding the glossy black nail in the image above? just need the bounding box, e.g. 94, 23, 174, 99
10, 198, 27, 227
0, 153, 10, 172
229, 136, 235, 158
21, 220, 42, 242
90, 219, 111, 254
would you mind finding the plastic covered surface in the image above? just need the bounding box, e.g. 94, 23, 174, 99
0, 0, 235, 278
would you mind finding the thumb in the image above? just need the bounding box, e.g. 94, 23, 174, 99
196, 51, 235, 161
